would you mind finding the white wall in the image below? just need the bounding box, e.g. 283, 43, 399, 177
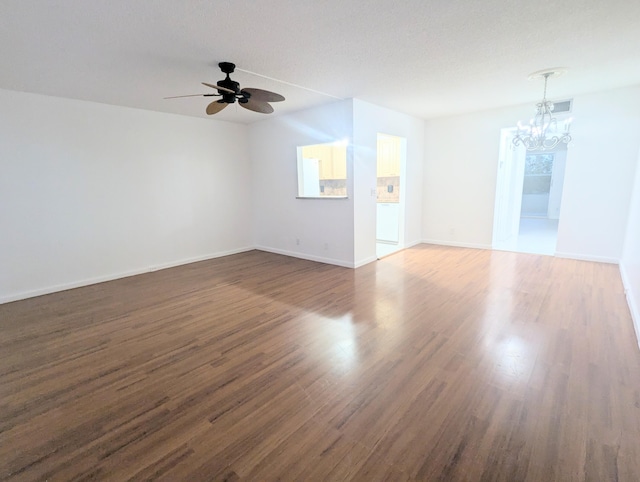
555, 86, 640, 262
0, 89, 252, 303
422, 85, 640, 261
6, 84, 638, 305
352, 100, 425, 266
248, 100, 355, 267
621, 147, 640, 347
423, 105, 528, 249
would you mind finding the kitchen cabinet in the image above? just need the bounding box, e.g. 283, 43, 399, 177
377, 135, 401, 177
330, 145, 347, 179
319, 157, 333, 180
301, 144, 346, 180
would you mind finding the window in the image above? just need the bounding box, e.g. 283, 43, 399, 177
523, 153, 553, 194
296, 141, 347, 198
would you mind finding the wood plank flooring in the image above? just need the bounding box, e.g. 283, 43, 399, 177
1, 245, 640, 481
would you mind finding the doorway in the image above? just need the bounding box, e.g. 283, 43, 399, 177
492, 128, 568, 255
376, 134, 406, 259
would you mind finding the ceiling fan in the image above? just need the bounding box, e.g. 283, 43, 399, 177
165, 62, 285, 115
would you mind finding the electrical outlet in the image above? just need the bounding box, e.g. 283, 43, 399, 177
324, 243, 328, 250
296, 238, 300, 245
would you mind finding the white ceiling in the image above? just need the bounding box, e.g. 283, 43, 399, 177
1, 0, 639, 124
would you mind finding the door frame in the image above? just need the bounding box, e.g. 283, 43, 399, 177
492, 128, 526, 249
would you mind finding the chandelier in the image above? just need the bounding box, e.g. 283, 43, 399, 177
513, 70, 572, 151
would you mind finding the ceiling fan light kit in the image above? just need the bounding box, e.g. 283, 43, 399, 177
513, 68, 572, 151
165, 62, 285, 116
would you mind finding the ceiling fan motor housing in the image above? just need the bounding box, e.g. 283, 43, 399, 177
217, 62, 238, 103
219, 62, 235, 74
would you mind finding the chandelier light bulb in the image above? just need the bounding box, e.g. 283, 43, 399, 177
513, 70, 572, 151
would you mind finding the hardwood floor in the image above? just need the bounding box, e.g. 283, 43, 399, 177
1, 245, 639, 481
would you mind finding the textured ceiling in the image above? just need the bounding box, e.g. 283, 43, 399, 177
1, 0, 639, 124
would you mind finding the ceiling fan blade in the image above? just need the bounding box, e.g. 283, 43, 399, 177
239, 99, 274, 114
164, 93, 216, 99
242, 88, 285, 102
206, 101, 228, 115
202, 82, 236, 94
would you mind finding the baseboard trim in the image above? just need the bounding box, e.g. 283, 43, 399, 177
554, 252, 620, 264
354, 255, 378, 268
404, 239, 423, 249
0, 246, 255, 305
367, 239, 424, 262
620, 263, 640, 350
420, 239, 492, 250
254, 246, 354, 268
